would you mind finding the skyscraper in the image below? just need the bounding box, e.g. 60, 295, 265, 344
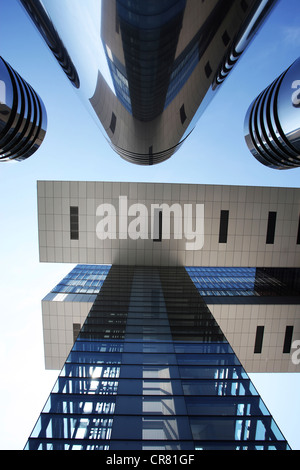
0, 56, 47, 162
24, 180, 300, 450
19, 0, 279, 165
244, 56, 300, 169
25, 264, 292, 450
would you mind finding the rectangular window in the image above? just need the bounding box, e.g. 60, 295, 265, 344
153, 209, 162, 242
204, 61, 212, 78
73, 323, 81, 343
115, 11, 120, 33
110, 112, 116, 134
219, 210, 229, 243
70, 206, 79, 240
297, 215, 300, 244
283, 325, 294, 353
254, 326, 264, 353
180, 104, 186, 125
149, 145, 153, 166
222, 30, 230, 46
266, 211, 277, 244
241, 0, 249, 13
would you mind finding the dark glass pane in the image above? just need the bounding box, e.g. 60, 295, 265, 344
266, 211, 277, 244
219, 210, 229, 243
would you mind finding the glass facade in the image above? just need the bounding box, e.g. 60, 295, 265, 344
44, 264, 300, 301
115, 0, 187, 122
104, 47, 132, 114
187, 267, 300, 298
25, 265, 290, 450
43, 264, 111, 303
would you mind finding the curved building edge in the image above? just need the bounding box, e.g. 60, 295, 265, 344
18, 0, 279, 165
244, 57, 300, 169
0, 56, 47, 163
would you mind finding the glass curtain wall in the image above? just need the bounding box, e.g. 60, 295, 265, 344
25, 265, 290, 450
186, 266, 300, 298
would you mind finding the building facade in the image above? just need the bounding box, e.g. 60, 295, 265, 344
41, 264, 300, 374
24, 180, 300, 449
37, 180, 300, 374
20, 0, 279, 165
25, 264, 291, 450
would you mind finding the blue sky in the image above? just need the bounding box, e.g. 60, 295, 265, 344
1, 0, 300, 450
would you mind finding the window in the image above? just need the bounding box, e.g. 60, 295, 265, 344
109, 112, 116, 134
115, 11, 120, 33
297, 214, 300, 244
204, 61, 212, 78
283, 326, 294, 353
73, 323, 81, 343
149, 146, 153, 166
266, 211, 276, 244
222, 30, 230, 46
180, 104, 186, 124
241, 0, 248, 12
254, 326, 264, 353
70, 206, 79, 240
219, 210, 229, 243
153, 209, 162, 242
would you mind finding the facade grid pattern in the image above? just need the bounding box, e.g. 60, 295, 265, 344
25, 265, 290, 450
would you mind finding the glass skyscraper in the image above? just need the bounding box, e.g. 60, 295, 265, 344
25, 264, 291, 450
19, 0, 280, 166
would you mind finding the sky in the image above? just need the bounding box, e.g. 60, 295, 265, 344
1, 0, 300, 450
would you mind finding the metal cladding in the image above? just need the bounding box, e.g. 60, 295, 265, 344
244, 57, 300, 169
19, 0, 80, 89
0, 56, 47, 162
19, 0, 278, 165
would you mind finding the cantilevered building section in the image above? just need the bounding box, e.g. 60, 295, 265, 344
37, 181, 300, 373
20, 0, 279, 165
41, 264, 300, 374
24, 180, 300, 449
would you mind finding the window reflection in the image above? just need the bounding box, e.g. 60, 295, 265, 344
26, 265, 290, 450
186, 266, 300, 297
